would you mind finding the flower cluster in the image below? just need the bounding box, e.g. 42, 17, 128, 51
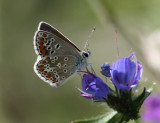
77, 52, 151, 122
79, 52, 142, 100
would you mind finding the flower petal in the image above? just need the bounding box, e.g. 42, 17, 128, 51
101, 62, 111, 77
80, 73, 109, 100
110, 53, 142, 90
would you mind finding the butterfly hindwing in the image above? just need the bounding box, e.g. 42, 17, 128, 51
34, 55, 79, 87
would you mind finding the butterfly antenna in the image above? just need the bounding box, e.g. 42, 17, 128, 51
115, 30, 120, 59
84, 27, 96, 51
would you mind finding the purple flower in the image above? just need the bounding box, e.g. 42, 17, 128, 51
79, 71, 109, 101
110, 52, 143, 90
142, 93, 160, 123
101, 62, 111, 77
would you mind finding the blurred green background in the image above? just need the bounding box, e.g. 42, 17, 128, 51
1, 0, 160, 123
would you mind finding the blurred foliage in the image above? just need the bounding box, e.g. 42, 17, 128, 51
1, 0, 160, 123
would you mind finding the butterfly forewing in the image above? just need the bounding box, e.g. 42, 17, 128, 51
34, 30, 81, 58
39, 22, 81, 52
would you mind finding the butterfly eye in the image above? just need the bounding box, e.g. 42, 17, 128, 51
83, 52, 89, 57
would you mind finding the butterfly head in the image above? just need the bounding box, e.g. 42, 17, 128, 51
82, 50, 91, 59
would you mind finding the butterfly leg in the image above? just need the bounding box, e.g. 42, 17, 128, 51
85, 67, 90, 73
87, 63, 96, 74
77, 71, 88, 87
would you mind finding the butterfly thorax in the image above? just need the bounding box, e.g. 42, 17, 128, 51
77, 50, 91, 71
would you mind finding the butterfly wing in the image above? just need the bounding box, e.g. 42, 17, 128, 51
34, 55, 80, 87
33, 22, 85, 87
33, 30, 81, 58
39, 22, 81, 52
33, 22, 81, 57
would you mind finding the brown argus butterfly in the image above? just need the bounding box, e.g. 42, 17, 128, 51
33, 22, 91, 87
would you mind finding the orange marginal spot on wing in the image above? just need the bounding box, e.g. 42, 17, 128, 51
44, 71, 47, 75
40, 37, 44, 41
52, 77, 57, 82
40, 65, 44, 68
39, 42, 43, 45
40, 69, 44, 72
43, 33, 47, 37
45, 57, 50, 60
41, 61, 46, 64
40, 46, 45, 50
47, 73, 51, 78
42, 50, 46, 55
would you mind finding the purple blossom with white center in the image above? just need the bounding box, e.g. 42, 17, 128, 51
78, 71, 109, 101
101, 62, 111, 77
142, 93, 160, 123
110, 52, 143, 90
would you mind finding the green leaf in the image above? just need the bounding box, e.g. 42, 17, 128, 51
134, 83, 156, 105
72, 111, 121, 123
133, 87, 146, 106
133, 82, 156, 117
